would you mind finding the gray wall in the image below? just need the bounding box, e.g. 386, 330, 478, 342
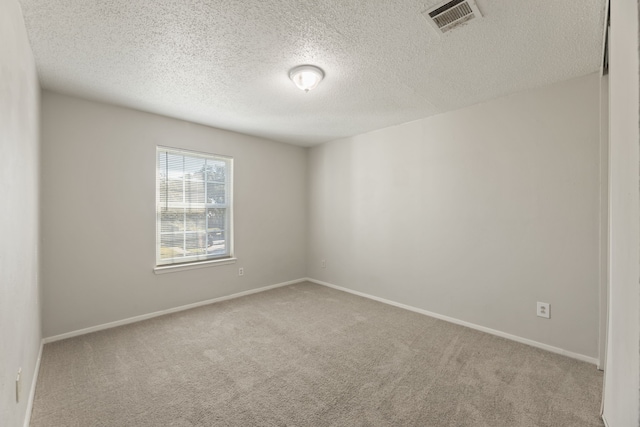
307, 73, 602, 359
0, 1, 42, 425
603, 0, 640, 424
40, 92, 308, 337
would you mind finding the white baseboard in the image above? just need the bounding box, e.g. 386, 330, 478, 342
43, 278, 305, 344
40, 276, 600, 364
305, 278, 599, 366
23, 339, 43, 427
601, 414, 609, 427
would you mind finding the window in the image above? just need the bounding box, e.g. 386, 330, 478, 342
156, 147, 233, 267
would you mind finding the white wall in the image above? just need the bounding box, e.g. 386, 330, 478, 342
40, 91, 307, 337
308, 73, 602, 360
602, 0, 640, 424
0, 1, 42, 426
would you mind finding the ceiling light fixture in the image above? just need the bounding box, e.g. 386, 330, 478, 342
289, 65, 324, 92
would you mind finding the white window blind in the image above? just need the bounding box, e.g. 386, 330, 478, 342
156, 147, 233, 266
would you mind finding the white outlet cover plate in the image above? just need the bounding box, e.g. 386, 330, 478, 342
537, 302, 550, 319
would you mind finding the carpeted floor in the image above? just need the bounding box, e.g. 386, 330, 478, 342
30, 281, 603, 426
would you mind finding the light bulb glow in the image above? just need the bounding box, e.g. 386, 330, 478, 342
289, 65, 324, 92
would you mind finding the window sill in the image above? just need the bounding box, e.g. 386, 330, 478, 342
154, 257, 237, 274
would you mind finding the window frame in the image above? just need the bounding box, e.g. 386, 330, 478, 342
154, 146, 235, 273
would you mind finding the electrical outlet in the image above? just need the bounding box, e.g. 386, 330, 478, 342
537, 302, 550, 319
238, 267, 244, 276
321, 259, 326, 268
16, 368, 21, 403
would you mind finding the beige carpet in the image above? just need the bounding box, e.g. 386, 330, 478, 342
31, 281, 603, 426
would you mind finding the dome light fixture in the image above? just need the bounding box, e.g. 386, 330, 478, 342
289, 65, 324, 92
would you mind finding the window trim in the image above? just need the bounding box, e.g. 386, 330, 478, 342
153, 257, 237, 275
155, 146, 234, 269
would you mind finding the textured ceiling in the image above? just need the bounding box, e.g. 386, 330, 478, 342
19, 0, 606, 146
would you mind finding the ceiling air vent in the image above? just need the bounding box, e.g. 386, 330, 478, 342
422, 0, 482, 34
